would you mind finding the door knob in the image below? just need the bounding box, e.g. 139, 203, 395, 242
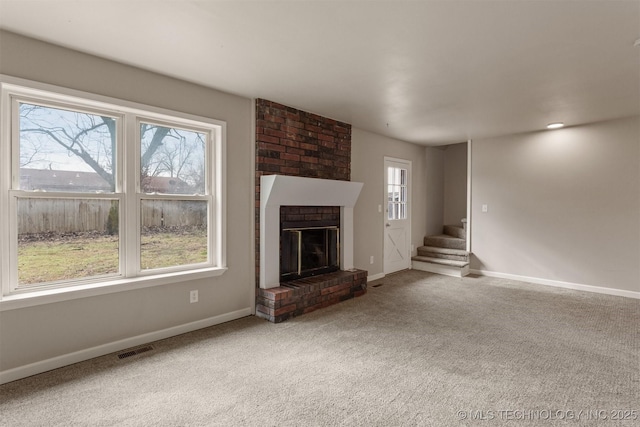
386, 223, 391, 227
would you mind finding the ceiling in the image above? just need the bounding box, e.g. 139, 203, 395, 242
1, 0, 639, 145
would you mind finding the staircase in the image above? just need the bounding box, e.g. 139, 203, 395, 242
412, 224, 470, 277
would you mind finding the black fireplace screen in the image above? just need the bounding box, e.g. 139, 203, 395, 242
281, 226, 339, 281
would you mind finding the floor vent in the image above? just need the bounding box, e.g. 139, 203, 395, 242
117, 345, 154, 360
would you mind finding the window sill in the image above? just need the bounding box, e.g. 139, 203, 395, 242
0, 267, 228, 312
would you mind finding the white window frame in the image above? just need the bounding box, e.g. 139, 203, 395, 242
0, 76, 227, 311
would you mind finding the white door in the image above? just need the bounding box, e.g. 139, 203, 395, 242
384, 158, 411, 274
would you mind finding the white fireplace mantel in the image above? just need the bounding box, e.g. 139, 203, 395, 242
260, 175, 363, 289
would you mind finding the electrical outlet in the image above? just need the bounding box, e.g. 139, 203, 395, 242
482, 204, 488, 213
190, 290, 198, 303
370, 256, 374, 264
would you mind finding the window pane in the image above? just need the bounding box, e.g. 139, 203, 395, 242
140, 124, 206, 195
140, 199, 208, 270
19, 103, 116, 193
17, 198, 120, 285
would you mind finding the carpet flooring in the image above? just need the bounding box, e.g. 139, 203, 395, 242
1, 270, 638, 426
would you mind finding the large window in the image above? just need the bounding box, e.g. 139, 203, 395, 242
1, 79, 226, 301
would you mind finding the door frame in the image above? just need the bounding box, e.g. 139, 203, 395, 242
383, 156, 412, 274
466, 139, 472, 252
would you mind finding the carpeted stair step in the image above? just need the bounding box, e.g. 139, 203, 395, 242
417, 246, 469, 262
411, 255, 469, 268
424, 234, 466, 250
443, 225, 465, 239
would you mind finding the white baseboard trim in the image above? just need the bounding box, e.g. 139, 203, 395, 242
367, 272, 385, 282
0, 307, 252, 385
470, 269, 640, 299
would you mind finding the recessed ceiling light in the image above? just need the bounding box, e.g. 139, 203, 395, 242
546, 122, 564, 129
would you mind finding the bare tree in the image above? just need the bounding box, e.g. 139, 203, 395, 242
140, 124, 205, 194
20, 104, 118, 189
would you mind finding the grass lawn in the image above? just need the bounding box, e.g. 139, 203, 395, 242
140, 230, 207, 270
18, 231, 207, 285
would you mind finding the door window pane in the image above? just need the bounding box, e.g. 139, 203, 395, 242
387, 166, 408, 220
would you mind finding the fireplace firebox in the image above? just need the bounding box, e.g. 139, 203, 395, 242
281, 226, 339, 281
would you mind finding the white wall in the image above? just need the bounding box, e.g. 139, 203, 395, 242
0, 32, 255, 379
471, 116, 640, 293
351, 128, 428, 278
425, 146, 445, 236
443, 142, 467, 226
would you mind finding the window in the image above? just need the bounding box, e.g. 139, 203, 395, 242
387, 166, 408, 220
1, 79, 226, 302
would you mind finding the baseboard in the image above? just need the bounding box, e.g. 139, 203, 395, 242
367, 272, 385, 282
470, 269, 640, 299
0, 307, 252, 385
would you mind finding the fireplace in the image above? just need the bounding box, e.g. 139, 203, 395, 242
257, 175, 367, 322
281, 225, 340, 281
259, 175, 363, 289
255, 101, 366, 322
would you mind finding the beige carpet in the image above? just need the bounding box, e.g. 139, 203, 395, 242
1, 270, 638, 426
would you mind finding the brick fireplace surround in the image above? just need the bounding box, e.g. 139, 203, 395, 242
255, 99, 367, 322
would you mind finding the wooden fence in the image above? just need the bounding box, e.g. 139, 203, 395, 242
18, 199, 206, 234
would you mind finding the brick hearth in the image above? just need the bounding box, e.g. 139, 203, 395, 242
256, 269, 367, 323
